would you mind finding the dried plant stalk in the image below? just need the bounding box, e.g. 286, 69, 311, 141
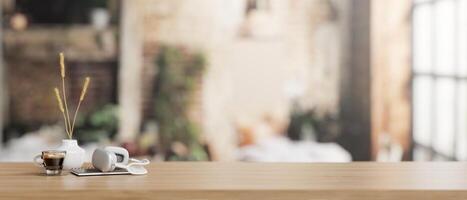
80, 77, 90, 101
54, 88, 64, 113
54, 53, 91, 139
60, 53, 65, 78
54, 88, 71, 139
71, 77, 91, 135
59, 53, 72, 135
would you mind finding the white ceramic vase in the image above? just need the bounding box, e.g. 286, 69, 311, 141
56, 139, 85, 170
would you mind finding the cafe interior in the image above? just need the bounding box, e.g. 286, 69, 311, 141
0, 0, 462, 163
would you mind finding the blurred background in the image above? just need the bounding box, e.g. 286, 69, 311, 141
0, 0, 459, 162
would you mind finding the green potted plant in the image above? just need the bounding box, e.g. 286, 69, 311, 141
153, 45, 208, 161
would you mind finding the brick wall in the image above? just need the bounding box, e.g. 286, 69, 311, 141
4, 27, 117, 128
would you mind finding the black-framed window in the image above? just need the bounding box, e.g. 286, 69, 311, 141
412, 0, 467, 160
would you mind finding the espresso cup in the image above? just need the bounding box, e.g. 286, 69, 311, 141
34, 150, 66, 175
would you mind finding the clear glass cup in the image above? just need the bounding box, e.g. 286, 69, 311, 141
33, 150, 66, 175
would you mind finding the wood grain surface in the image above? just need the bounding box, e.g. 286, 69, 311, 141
1, 162, 467, 199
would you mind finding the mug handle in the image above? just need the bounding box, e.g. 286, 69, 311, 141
33, 155, 43, 167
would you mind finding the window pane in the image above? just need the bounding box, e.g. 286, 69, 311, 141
456, 81, 467, 160
434, 0, 456, 75
458, 0, 467, 76
413, 76, 433, 146
434, 78, 455, 156
413, 4, 432, 73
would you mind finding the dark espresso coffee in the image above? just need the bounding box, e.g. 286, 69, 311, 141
34, 150, 66, 175
43, 154, 65, 170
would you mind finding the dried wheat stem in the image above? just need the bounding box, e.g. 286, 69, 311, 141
54, 88, 71, 139
70, 102, 82, 136
62, 79, 71, 133
59, 53, 72, 135
70, 77, 90, 136
80, 77, 90, 101
56, 53, 91, 139
60, 53, 65, 78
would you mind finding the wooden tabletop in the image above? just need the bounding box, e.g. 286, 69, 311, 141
1, 162, 467, 200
